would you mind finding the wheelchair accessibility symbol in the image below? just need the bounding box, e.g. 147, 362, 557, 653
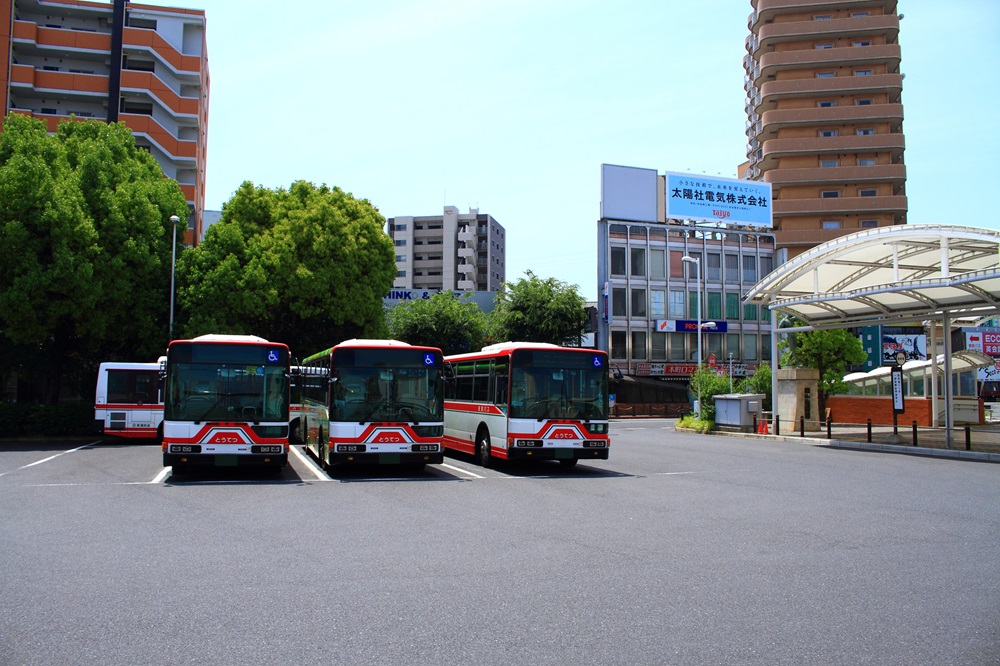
424, 353, 434, 366
268, 349, 280, 363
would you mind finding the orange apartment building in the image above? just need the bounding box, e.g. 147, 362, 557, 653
0, 0, 209, 244
742, 0, 907, 259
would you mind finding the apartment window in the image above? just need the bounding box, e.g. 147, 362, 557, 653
612, 288, 627, 317
632, 331, 647, 360
610, 247, 626, 276
122, 56, 155, 72
707, 292, 722, 320
394, 239, 406, 246
814, 14, 832, 20
821, 190, 840, 198
725, 293, 740, 320
706, 253, 721, 281
726, 333, 740, 359
854, 69, 873, 76
760, 255, 773, 277
650, 289, 665, 318
395, 254, 407, 262
855, 98, 873, 105
669, 290, 685, 318
817, 100, 835, 108
396, 270, 406, 277
859, 157, 877, 166
707, 334, 723, 361
128, 17, 157, 29
853, 40, 872, 47
651, 332, 667, 361
631, 248, 645, 276
861, 219, 879, 228
822, 220, 842, 229
120, 99, 153, 115
649, 249, 665, 279
669, 333, 686, 361
817, 71, 836, 78
688, 290, 699, 319
820, 159, 839, 168
395, 223, 407, 231
815, 43, 833, 49
725, 254, 739, 282
818, 129, 838, 137
40, 107, 59, 115
850, 11, 871, 18
859, 188, 878, 197
611, 330, 627, 360
744, 303, 758, 321
742, 256, 757, 284
762, 334, 772, 361
744, 334, 759, 361
631, 289, 647, 318
856, 128, 875, 136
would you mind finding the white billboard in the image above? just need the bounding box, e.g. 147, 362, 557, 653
600, 164, 657, 223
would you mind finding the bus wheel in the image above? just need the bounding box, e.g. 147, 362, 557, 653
290, 419, 303, 445
477, 429, 492, 469
559, 458, 579, 469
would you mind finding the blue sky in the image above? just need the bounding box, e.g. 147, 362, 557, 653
140, 0, 999, 300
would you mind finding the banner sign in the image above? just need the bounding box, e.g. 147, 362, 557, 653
636, 362, 749, 377
655, 319, 729, 333
882, 328, 926, 365
665, 172, 772, 227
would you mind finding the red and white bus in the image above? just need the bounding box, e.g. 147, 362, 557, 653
161, 334, 291, 473
444, 342, 610, 468
299, 339, 445, 469
94, 360, 164, 439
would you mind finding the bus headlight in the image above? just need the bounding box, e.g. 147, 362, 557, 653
516, 439, 543, 448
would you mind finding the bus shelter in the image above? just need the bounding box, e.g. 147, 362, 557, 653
743, 225, 1000, 447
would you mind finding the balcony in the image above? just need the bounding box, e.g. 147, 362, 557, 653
753, 103, 903, 141
760, 132, 904, 166
751, 1, 899, 30
764, 164, 906, 187
120, 113, 197, 161
751, 14, 899, 57
773, 194, 908, 216
755, 44, 901, 86
12, 20, 112, 54
756, 73, 902, 113
121, 70, 200, 116
123, 27, 203, 79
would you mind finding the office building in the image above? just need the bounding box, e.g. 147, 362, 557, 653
598, 165, 775, 401
743, 0, 906, 259
387, 206, 506, 293
1, 0, 209, 244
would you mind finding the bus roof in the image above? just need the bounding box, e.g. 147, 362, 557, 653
445, 342, 604, 362
301, 339, 445, 366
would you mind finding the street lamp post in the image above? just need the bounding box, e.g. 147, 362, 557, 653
169, 214, 179, 340
729, 352, 734, 393
681, 255, 701, 416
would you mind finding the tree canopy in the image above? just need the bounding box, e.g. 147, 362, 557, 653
386, 291, 488, 355
176, 180, 395, 357
0, 114, 188, 401
491, 271, 587, 345
781, 326, 867, 414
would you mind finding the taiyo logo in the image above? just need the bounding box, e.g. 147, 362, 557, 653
549, 428, 580, 440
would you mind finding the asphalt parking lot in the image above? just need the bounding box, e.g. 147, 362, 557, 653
2, 421, 998, 665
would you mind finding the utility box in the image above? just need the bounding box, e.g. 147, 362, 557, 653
714, 394, 766, 432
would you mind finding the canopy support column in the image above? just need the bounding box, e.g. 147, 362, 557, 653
943, 312, 953, 448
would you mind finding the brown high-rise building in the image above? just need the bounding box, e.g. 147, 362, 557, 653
1, 0, 209, 244
742, 0, 906, 259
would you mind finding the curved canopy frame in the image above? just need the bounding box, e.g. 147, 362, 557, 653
744, 225, 1000, 329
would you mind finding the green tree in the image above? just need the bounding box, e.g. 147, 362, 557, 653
781, 326, 866, 415
736, 363, 772, 410
688, 365, 731, 421
176, 180, 395, 356
491, 271, 587, 345
0, 114, 188, 402
387, 291, 488, 355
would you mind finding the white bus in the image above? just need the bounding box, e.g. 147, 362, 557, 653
161, 334, 291, 473
444, 342, 610, 468
299, 339, 445, 469
94, 360, 164, 440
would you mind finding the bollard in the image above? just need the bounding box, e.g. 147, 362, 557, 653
753, 413, 758, 435
912, 420, 918, 447
800, 415, 805, 438
965, 424, 971, 451
867, 418, 872, 443
827, 417, 832, 440
775, 415, 780, 436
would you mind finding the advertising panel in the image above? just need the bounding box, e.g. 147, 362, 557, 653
665, 172, 772, 227
881, 327, 926, 365
601, 164, 658, 223
654, 320, 729, 333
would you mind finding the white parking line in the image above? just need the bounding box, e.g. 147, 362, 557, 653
0, 442, 96, 477
289, 445, 330, 481
438, 462, 485, 479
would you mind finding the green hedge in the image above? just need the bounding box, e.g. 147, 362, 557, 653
0, 403, 94, 437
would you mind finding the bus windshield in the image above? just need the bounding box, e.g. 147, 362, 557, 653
165, 344, 289, 422
330, 347, 443, 423
509, 349, 608, 420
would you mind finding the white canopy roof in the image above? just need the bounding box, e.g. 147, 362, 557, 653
744, 225, 1000, 329
843, 350, 995, 384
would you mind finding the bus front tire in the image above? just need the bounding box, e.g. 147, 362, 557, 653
559, 458, 579, 469
477, 430, 492, 469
